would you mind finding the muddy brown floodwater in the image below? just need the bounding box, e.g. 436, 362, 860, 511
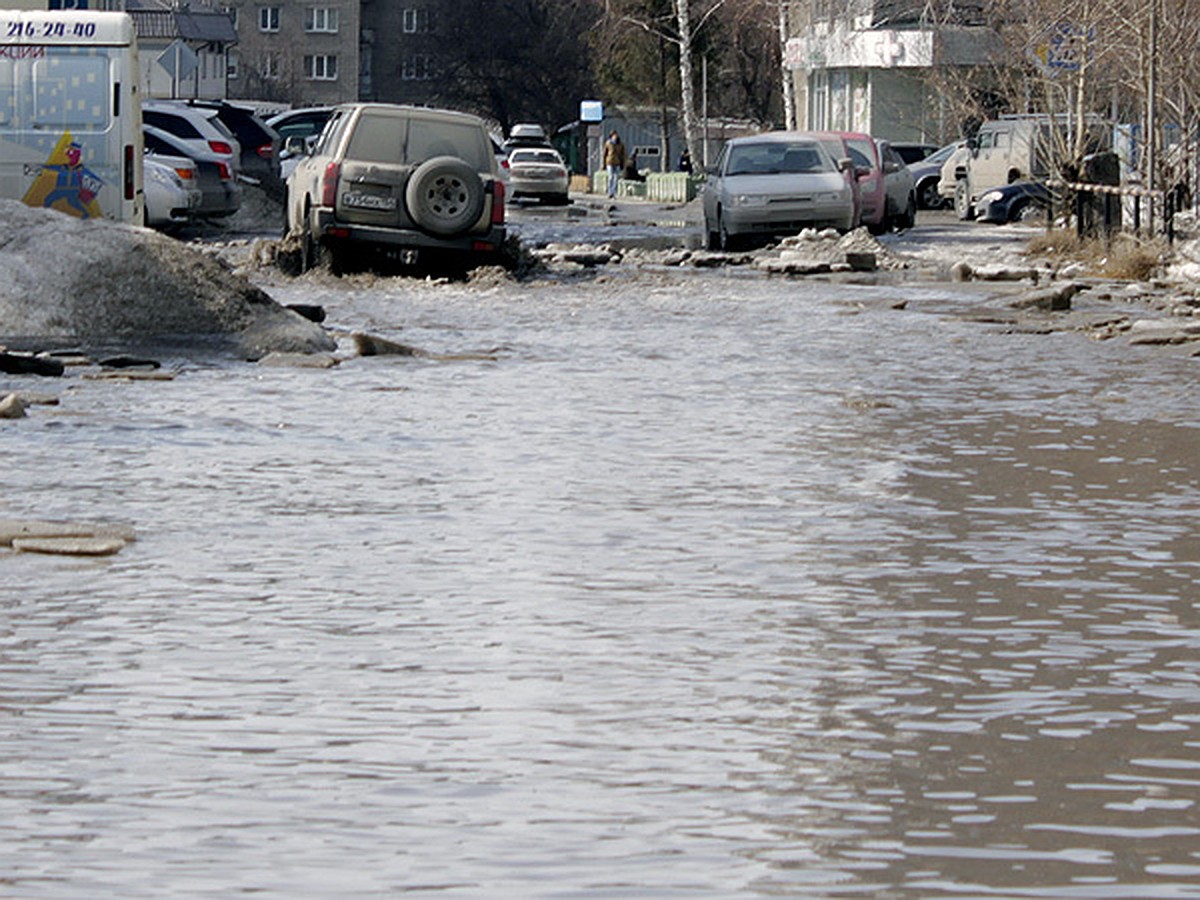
2, 213, 1199, 897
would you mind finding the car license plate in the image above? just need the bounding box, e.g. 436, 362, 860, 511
343, 192, 396, 211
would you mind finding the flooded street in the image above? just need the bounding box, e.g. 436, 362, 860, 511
3, 208, 1200, 897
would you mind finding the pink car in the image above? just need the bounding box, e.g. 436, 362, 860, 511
813, 131, 887, 232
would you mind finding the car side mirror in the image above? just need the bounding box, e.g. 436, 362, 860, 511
837, 157, 854, 173
284, 136, 309, 156
883, 160, 900, 174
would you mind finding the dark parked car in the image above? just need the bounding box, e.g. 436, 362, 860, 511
267, 106, 335, 143
908, 141, 965, 209
267, 107, 334, 180
976, 180, 1052, 223
890, 142, 939, 165
182, 99, 281, 190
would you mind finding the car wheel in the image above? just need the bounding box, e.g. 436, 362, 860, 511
406, 155, 485, 237
918, 178, 941, 210
954, 181, 976, 221
1012, 199, 1045, 223
299, 204, 323, 272
705, 215, 720, 251
327, 242, 352, 276
281, 188, 292, 238
718, 215, 738, 251
901, 193, 917, 230
300, 228, 316, 273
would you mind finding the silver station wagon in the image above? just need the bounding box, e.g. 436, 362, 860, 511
284, 103, 507, 273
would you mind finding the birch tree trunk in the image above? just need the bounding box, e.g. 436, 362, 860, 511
779, 0, 796, 129
673, 0, 700, 164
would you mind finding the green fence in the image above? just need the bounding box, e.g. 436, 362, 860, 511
590, 171, 701, 202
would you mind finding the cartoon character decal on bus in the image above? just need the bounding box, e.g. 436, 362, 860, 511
22, 131, 105, 219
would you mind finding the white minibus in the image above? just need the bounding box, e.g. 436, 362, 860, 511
0, 9, 143, 223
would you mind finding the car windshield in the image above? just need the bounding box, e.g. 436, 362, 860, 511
726, 142, 829, 176
511, 150, 560, 164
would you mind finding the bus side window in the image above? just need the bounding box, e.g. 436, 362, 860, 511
31, 53, 109, 130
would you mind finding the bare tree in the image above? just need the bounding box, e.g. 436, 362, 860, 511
607, 0, 730, 161
432, 0, 602, 134
711, 0, 782, 126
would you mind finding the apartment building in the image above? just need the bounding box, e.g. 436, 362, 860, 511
222, 0, 360, 106
211, 0, 457, 109
358, 1, 443, 106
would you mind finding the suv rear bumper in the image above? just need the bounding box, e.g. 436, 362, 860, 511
315, 208, 505, 253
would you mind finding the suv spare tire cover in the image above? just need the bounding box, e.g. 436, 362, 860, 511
405, 156, 486, 237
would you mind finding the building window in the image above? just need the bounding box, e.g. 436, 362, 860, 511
258, 6, 280, 32
401, 54, 434, 80
261, 52, 280, 79
227, 52, 240, 79
304, 54, 338, 80
811, 69, 828, 130
304, 7, 339, 32
402, 8, 432, 33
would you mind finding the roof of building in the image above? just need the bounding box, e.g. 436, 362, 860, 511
129, 8, 238, 44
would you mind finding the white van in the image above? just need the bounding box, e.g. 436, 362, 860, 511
0, 9, 143, 224
951, 114, 1109, 220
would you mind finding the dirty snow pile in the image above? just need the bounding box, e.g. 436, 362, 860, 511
1166, 235, 1200, 282
0, 200, 333, 357
752, 226, 907, 274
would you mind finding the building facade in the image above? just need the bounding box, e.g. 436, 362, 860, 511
358, 1, 445, 106
786, 0, 1002, 144
222, 0, 359, 107
215, 0, 457, 110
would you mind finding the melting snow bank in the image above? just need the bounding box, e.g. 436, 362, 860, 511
0, 200, 334, 358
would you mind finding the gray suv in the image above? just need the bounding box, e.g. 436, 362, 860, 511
285, 103, 506, 272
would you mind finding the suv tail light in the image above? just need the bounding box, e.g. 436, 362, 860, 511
256, 142, 274, 160
490, 179, 505, 225
321, 162, 341, 207
209, 140, 234, 156
216, 161, 232, 181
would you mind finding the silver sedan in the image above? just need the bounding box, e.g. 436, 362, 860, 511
702, 132, 855, 250
507, 147, 570, 205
